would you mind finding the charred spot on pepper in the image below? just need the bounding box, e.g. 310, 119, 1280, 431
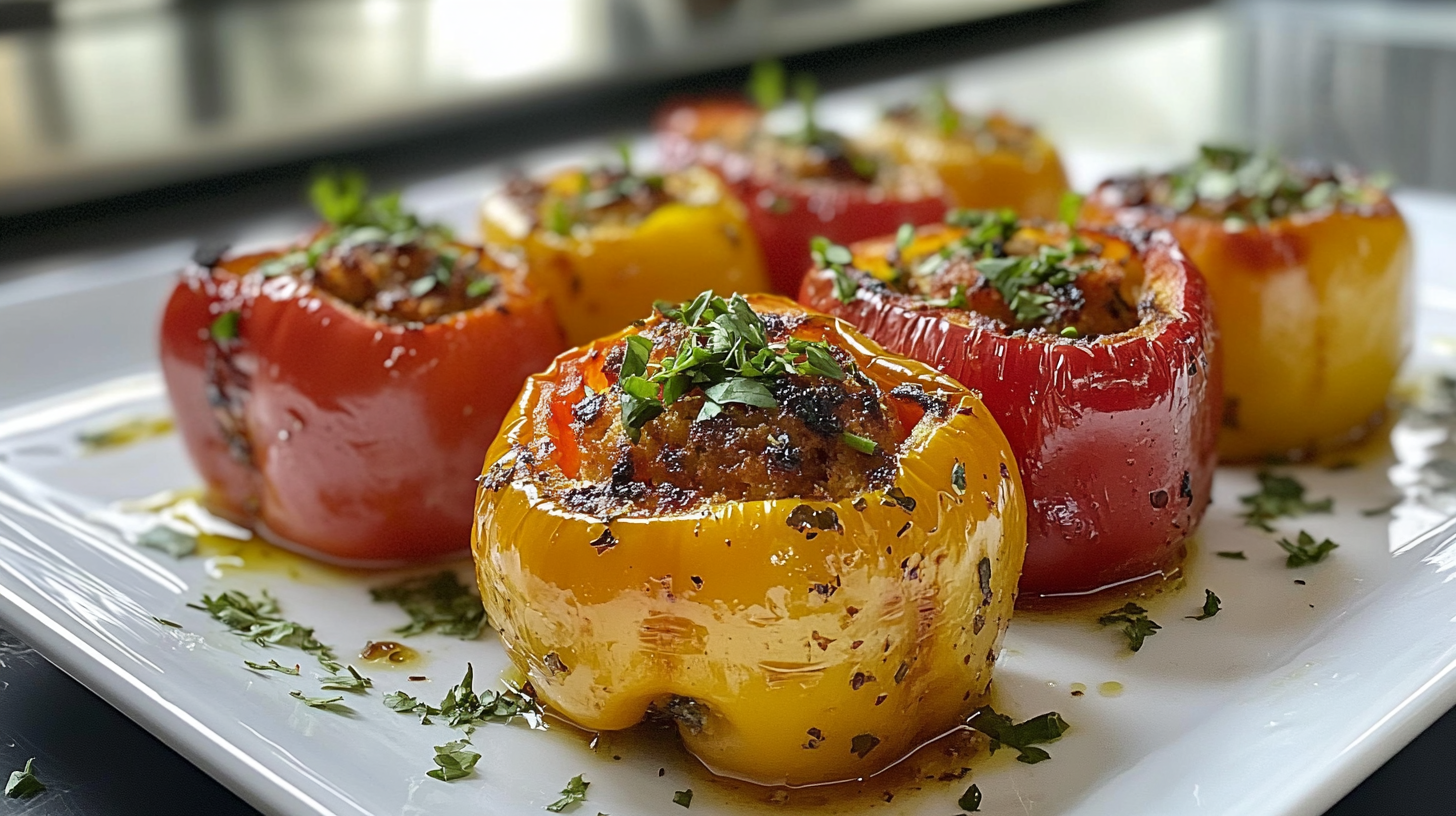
803, 727, 825, 749
875, 694, 888, 706
1149, 489, 1170, 509
1180, 470, 1194, 506
787, 504, 842, 535
850, 671, 874, 691
766, 433, 802, 472
1000, 462, 1010, 479
978, 557, 993, 607
897, 521, 912, 537
572, 389, 606, 425
811, 631, 835, 651
809, 577, 840, 599
543, 652, 569, 676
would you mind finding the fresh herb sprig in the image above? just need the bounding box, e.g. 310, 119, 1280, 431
1098, 602, 1161, 652
617, 291, 847, 441
370, 571, 486, 639
1238, 471, 1333, 531
966, 706, 1070, 764
811, 237, 859, 303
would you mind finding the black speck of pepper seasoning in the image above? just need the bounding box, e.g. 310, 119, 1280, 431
1180, 470, 1194, 506
1295, 580, 1307, 585
978, 558, 993, 606
1000, 462, 1010, 479
1149, 489, 1170, 509
690, 575, 703, 589
896, 521, 912, 537
658, 768, 666, 777
590, 527, 618, 553
875, 694, 888, 706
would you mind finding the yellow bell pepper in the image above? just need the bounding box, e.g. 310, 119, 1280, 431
473, 293, 1026, 786
1085, 150, 1411, 461
864, 102, 1068, 220
481, 165, 770, 345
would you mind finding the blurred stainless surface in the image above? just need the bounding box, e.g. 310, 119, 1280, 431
0, 0, 1070, 215
1232, 0, 1456, 188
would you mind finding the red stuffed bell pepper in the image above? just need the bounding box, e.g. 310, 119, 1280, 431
160, 174, 565, 564
800, 211, 1221, 598
656, 69, 946, 296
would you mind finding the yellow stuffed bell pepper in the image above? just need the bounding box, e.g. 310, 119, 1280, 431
862, 88, 1069, 220
482, 164, 770, 345
473, 291, 1026, 786
1085, 146, 1411, 461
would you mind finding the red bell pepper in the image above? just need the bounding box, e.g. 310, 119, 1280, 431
160, 179, 565, 564
799, 214, 1221, 598
656, 97, 947, 295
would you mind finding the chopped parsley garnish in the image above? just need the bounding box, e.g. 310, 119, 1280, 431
1278, 530, 1339, 567
1187, 589, 1221, 620
974, 245, 1086, 323
958, 783, 982, 812
319, 664, 373, 692
811, 236, 858, 303
153, 617, 182, 628
1216, 551, 1247, 560
923, 83, 960, 136
618, 291, 848, 440
967, 706, 1069, 764
546, 775, 590, 812
673, 788, 694, 808
1162, 145, 1388, 223
385, 663, 541, 729
290, 690, 346, 710
895, 222, 916, 253
427, 739, 480, 782
465, 275, 496, 299
188, 590, 338, 668
842, 431, 877, 454
1059, 191, 1084, 226
210, 311, 240, 342
245, 659, 300, 675
1098, 602, 1161, 652
4, 759, 44, 799
136, 524, 197, 558
370, 571, 486, 639
748, 59, 786, 111
1059, 326, 1080, 339
1238, 471, 1333, 531
256, 169, 455, 280
77, 415, 175, 453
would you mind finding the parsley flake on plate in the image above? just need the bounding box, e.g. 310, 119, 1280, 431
1098, 602, 1161, 653
319, 664, 373, 692
672, 788, 694, 808
427, 740, 480, 782
4, 758, 43, 799
1238, 471, 1333, 531
370, 571, 486, 639
245, 659, 299, 675
188, 589, 338, 668
289, 691, 346, 710
136, 524, 198, 558
546, 774, 590, 812
966, 706, 1070, 764
1278, 530, 1339, 567
1186, 589, 1221, 621
958, 782, 982, 812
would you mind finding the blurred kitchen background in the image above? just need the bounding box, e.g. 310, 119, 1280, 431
0, 0, 1453, 264
1, 0, 1453, 814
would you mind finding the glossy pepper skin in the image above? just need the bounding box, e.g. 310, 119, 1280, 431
481, 166, 770, 345
160, 246, 565, 564
863, 109, 1069, 220
656, 98, 948, 296
473, 295, 1026, 786
1083, 188, 1411, 462
800, 225, 1220, 599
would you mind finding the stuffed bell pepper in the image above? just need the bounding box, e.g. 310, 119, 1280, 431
481, 151, 770, 345
860, 86, 1069, 220
474, 291, 1026, 785
656, 65, 947, 295
161, 174, 565, 563
800, 211, 1220, 598
1083, 146, 1410, 461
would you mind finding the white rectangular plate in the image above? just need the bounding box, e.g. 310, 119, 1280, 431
2, 142, 1456, 816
